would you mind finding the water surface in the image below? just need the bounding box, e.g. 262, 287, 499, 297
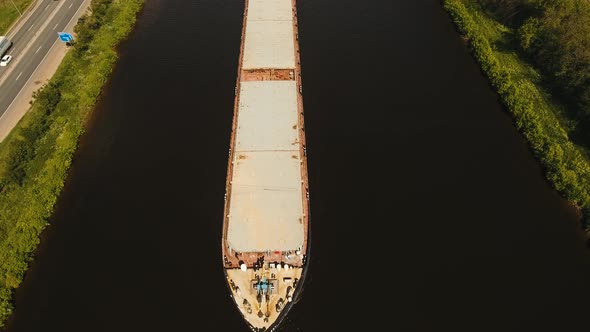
5, 1, 590, 331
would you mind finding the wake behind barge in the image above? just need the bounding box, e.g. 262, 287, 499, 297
221, 0, 310, 331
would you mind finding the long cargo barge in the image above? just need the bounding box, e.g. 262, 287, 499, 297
221, 0, 310, 331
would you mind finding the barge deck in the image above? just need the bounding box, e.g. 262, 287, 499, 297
221, 0, 310, 331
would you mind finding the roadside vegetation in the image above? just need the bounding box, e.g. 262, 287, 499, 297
0, 0, 33, 35
443, 0, 590, 235
0, 0, 144, 327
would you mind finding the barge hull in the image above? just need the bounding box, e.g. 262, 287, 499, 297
221, 0, 310, 331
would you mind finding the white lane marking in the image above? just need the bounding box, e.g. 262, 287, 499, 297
27, 24, 34, 31
44, 4, 50, 11
69, 3, 73, 9
15, 72, 22, 81
53, 23, 58, 30
0, 0, 87, 126
35, 46, 42, 54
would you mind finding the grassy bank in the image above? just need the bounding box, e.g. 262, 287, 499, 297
442, 0, 590, 232
0, 0, 144, 327
0, 0, 34, 35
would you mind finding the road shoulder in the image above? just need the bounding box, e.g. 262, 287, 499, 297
0, 0, 92, 142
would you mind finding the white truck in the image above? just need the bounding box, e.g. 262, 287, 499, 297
0, 36, 12, 57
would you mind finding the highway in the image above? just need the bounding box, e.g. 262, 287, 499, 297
0, 0, 85, 119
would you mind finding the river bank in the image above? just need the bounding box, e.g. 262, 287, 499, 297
4, 1, 590, 330
0, 0, 144, 328
443, 0, 590, 238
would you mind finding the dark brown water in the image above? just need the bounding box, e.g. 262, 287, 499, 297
4, 0, 590, 331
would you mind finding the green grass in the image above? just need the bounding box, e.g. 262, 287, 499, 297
0, 0, 33, 35
462, 1, 576, 139
0, 0, 144, 327
444, 0, 590, 232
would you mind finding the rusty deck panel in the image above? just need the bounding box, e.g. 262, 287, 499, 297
241, 68, 295, 81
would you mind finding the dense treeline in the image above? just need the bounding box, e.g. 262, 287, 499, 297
0, 0, 144, 327
481, 0, 590, 133
444, 0, 590, 234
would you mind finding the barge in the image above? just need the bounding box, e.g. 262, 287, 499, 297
221, 0, 310, 331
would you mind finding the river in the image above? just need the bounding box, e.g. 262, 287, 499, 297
4, 0, 590, 331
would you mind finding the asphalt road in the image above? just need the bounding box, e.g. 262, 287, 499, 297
0, 0, 85, 118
